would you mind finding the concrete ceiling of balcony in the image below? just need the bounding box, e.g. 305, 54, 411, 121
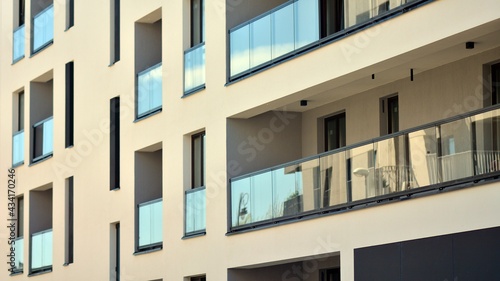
233, 18, 500, 118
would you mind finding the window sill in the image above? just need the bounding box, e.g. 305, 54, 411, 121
183, 84, 206, 98
182, 231, 206, 240
28, 267, 52, 277
30, 40, 54, 58
12, 161, 24, 168
30, 153, 53, 166
134, 108, 162, 123
9, 270, 23, 276
134, 244, 162, 255
12, 56, 25, 65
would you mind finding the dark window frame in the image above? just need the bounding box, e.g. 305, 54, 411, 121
64, 177, 74, 265
65, 61, 74, 147
190, 0, 204, 47
191, 131, 206, 188
110, 97, 120, 190
324, 112, 346, 152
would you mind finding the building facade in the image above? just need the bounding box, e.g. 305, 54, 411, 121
1, 0, 500, 280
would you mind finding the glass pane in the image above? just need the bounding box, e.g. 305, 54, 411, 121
137, 64, 162, 116
320, 151, 347, 207
273, 165, 301, 217
249, 172, 273, 223
139, 200, 162, 246
272, 4, 294, 59
42, 231, 52, 268
408, 127, 438, 187
184, 44, 206, 93
250, 15, 271, 68
297, 158, 320, 212
13, 131, 24, 165
294, 0, 319, 48
375, 135, 410, 195
31, 233, 42, 269
185, 188, 206, 233
348, 143, 375, 201
344, 0, 370, 28
33, 5, 54, 52
13, 25, 25, 61
471, 109, 500, 175
42, 118, 54, 155
230, 25, 250, 77
439, 118, 473, 182
231, 177, 251, 227
14, 237, 24, 271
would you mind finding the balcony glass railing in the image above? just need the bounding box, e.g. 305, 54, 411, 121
229, 0, 319, 78
137, 63, 162, 118
184, 43, 206, 94
185, 187, 206, 235
13, 237, 24, 272
230, 106, 500, 230
138, 199, 163, 249
13, 130, 24, 166
31, 229, 52, 272
13, 25, 25, 62
32, 4, 54, 53
33, 117, 53, 162
229, 0, 426, 80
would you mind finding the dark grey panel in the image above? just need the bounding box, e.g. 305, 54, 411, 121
354, 243, 401, 281
401, 236, 453, 281
453, 227, 500, 281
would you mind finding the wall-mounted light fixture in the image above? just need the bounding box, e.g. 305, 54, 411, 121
300, 100, 308, 107
466, 41, 475, 49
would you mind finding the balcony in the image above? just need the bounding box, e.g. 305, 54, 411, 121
33, 117, 53, 162
184, 43, 206, 95
32, 4, 54, 54
138, 199, 162, 250
228, 0, 427, 80
229, 105, 500, 231
185, 187, 206, 236
13, 25, 25, 62
12, 237, 24, 273
31, 229, 52, 273
13, 130, 24, 166
137, 63, 162, 118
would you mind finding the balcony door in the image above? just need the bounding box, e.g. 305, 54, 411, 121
325, 112, 346, 152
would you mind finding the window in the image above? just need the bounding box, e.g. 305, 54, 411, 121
110, 0, 120, 64
192, 131, 206, 188
184, 0, 206, 94
64, 177, 74, 265
13, 91, 25, 166
492, 63, 500, 105
31, 0, 54, 54
13, 0, 26, 62
325, 112, 346, 152
320, 0, 343, 38
380, 95, 399, 135
135, 10, 162, 118
110, 223, 120, 281
320, 268, 340, 281
191, 0, 205, 47
135, 146, 163, 252
12, 197, 24, 273
185, 132, 207, 236
29, 187, 53, 275
66, 0, 74, 29
30, 78, 54, 163
110, 97, 120, 190
66, 61, 74, 148
191, 276, 206, 281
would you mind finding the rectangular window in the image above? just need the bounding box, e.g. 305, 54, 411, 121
380, 95, 399, 135
191, 276, 206, 281
31, 1, 54, 54
325, 112, 346, 152
13, 91, 25, 166
110, 223, 120, 281
18, 91, 24, 131
110, 97, 120, 190
110, 0, 120, 64
492, 63, 500, 105
65, 177, 74, 265
12, 196, 24, 273
66, 0, 74, 29
192, 131, 206, 188
65, 61, 74, 148
19, 0, 25, 26
320, 0, 343, 38
320, 268, 340, 281
191, 0, 205, 46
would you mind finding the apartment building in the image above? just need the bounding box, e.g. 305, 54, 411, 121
1, 0, 500, 280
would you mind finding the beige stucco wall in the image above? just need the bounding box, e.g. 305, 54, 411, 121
0, 0, 499, 280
